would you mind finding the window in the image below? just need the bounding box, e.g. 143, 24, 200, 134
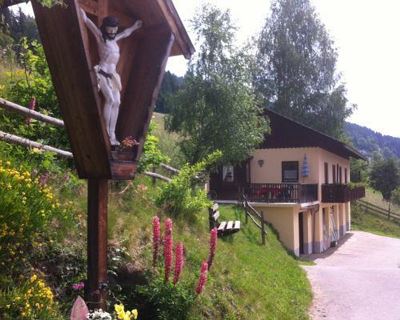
324, 162, 329, 184
222, 165, 234, 183
282, 161, 299, 182
345, 168, 348, 184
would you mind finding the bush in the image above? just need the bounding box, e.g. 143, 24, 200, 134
0, 274, 63, 320
136, 276, 195, 320
155, 151, 222, 217
0, 159, 73, 274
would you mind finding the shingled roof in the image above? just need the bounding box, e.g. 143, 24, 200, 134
262, 109, 366, 160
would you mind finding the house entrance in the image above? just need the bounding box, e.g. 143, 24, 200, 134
323, 208, 330, 250
299, 212, 304, 255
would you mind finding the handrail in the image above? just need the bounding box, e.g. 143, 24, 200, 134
0, 97, 65, 127
0, 130, 73, 158
241, 194, 267, 244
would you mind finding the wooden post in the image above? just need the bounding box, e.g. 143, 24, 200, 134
152, 166, 156, 185
261, 210, 266, 245
86, 179, 109, 310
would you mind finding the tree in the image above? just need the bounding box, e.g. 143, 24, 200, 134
369, 157, 400, 201
350, 158, 368, 183
155, 71, 183, 114
255, 0, 354, 138
166, 4, 269, 164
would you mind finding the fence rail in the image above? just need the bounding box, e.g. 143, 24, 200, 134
241, 194, 267, 245
356, 199, 400, 223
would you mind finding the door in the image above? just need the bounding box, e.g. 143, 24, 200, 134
299, 212, 304, 255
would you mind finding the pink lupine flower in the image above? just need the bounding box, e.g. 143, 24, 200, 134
152, 216, 161, 267
207, 228, 218, 270
195, 261, 208, 294
164, 218, 173, 282
173, 242, 184, 285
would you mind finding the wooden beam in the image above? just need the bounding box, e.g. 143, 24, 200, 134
117, 28, 175, 160
78, 0, 97, 16
0, 130, 73, 158
86, 179, 108, 310
0, 97, 65, 127
156, 0, 194, 59
144, 171, 171, 182
160, 162, 179, 174
96, 0, 108, 25
32, 0, 111, 178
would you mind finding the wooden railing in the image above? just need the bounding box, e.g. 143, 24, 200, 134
322, 184, 365, 203
356, 199, 400, 223
242, 194, 267, 245
244, 183, 318, 203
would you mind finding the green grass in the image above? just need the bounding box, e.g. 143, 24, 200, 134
152, 113, 187, 168
108, 177, 312, 320
364, 187, 400, 216
351, 203, 400, 239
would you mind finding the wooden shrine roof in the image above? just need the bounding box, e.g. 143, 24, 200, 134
31, 0, 194, 179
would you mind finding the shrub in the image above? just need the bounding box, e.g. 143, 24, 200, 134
156, 151, 222, 217
0, 160, 73, 274
136, 277, 195, 320
137, 122, 169, 173
0, 274, 63, 320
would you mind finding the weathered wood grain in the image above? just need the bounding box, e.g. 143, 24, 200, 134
32, 0, 111, 178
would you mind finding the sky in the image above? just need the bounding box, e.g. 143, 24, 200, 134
167, 0, 400, 138
17, 0, 400, 138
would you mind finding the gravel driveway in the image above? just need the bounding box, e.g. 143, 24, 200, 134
303, 231, 400, 320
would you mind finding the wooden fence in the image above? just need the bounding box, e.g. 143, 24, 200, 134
356, 199, 400, 224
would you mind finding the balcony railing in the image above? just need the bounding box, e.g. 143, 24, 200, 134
244, 183, 318, 203
322, 184, 365, 203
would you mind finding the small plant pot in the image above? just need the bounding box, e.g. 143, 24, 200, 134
111, 150, 136, 161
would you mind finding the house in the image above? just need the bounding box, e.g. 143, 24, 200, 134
209, 109, 366, 256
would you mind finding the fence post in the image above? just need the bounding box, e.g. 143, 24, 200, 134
151, 166, 156, 186
261, 210, 265, 245
245, 203, 248, 224
388, 202, 391, 220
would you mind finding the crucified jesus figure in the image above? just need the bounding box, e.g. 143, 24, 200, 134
80, 9, 142, 146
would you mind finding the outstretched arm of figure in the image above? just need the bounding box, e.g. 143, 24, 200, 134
80, 8, 102, 41
115, 20, 143, 41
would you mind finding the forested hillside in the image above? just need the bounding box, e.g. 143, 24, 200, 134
345, 122, 400, 159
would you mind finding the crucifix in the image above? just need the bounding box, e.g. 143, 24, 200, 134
31, 0, 194, 310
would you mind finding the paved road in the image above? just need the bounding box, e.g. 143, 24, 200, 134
303, 231, 400, 320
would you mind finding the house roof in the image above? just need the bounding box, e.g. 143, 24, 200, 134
262, 109, 366, 161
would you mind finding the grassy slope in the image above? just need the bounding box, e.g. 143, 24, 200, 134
351, 187, 400, 238
108, 177, 312, 320
364, 187, 400, 215
351, 203, 400, 239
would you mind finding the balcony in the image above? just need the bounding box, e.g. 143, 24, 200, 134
244, 183, 318, 203
322, 184, 365, 203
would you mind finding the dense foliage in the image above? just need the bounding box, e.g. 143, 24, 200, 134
166, 4, 268, 164
156, 151, 221, 218
255, 0, 354, 139
0, 160, 73, 273
137, 122, 169, 173
369, 157, 400, 201
155, 71, 183, 114
345, 122, 400, 160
